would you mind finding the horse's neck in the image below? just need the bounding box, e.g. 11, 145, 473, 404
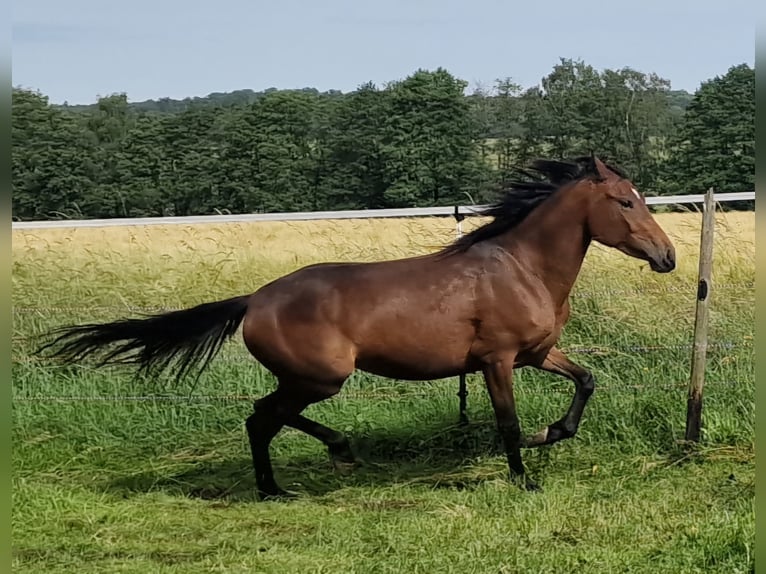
501, 190, 591, 306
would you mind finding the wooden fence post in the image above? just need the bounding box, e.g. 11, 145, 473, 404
685, 188, 716, 442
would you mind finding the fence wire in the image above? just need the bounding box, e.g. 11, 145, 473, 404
11, 379, 749, 404
9, 339, 753, 367
12, 341, 752, 403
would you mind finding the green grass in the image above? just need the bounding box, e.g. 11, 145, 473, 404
12, 214, 754, 573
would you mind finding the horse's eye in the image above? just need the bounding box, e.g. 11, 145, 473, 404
619, 199, 633, 209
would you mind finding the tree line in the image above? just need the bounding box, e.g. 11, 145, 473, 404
12, 59, 754, 220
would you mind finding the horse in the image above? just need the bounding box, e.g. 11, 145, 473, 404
38, 155, 676, 498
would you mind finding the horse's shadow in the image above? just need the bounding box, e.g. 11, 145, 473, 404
105, 416, 563, 502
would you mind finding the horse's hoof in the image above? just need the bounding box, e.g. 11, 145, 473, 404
510, 474, 541, 492
329, 443, 358, 475
522, 428, 548, 448
524, 481, 542, 493
332, 459, 357, 476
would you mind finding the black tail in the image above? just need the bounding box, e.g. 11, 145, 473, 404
37, 295, 251, 382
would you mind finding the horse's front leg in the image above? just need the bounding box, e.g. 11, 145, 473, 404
524, 346, 595, 448
482, 354, 539, 491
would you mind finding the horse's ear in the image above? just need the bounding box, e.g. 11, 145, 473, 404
586, 152, 609, 181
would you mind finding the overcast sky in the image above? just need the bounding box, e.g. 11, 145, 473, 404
13, 0, 756, 104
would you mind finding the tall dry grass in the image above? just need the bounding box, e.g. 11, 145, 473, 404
12, 211, 754, 307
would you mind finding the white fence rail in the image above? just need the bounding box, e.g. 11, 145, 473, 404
11, 191, 755, 230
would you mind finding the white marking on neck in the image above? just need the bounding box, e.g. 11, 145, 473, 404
631, 187, 641, 201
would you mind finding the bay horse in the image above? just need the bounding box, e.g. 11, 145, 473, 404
38, 155, 676, 498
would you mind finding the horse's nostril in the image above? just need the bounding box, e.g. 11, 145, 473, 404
665, 254, 676, 271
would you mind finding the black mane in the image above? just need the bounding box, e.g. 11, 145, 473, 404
440, 156, 626, 256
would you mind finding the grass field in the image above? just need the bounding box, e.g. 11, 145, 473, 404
12, 212, 754, 573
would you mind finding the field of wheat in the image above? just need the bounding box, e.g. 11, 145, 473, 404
12, 211, 754, 573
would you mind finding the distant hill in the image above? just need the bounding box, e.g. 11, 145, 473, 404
57, 87, 346, 114
56, 86, 696, 116
666, 89, 695, 118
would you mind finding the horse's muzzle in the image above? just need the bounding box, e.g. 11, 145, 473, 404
649, 247, 676, 273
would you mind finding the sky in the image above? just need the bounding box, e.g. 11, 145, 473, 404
12, 0, 756, 105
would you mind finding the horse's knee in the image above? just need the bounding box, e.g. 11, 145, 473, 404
498, 420, 523, 448
579, 372, 595, 397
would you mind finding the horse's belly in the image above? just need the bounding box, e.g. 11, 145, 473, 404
355, 361, 470, 381
355, 345, 478, 381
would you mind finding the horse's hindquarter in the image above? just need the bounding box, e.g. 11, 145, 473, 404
243, 255, 482, 381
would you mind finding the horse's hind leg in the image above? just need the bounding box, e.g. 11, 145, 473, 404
245, 388, 308, 499
246, 376, 351, 498
287, 414, 357, 471
278, 374, 356, 471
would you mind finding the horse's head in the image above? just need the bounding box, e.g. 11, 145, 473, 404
583, 157, 676, 273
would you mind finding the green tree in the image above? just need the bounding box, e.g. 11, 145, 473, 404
661, 64, 754, 199
490, 78, 525, 180
114, 114, 171, 216
379, 68, 489, 207
157, 106, 228, 215
79, 93, 138, 216
233, 90, 325, 212
595, 68, 675, 191
515, 59, 675, 191
12, 88, 96, 219
534, 59, 603, 158
321, 82, 390, 209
